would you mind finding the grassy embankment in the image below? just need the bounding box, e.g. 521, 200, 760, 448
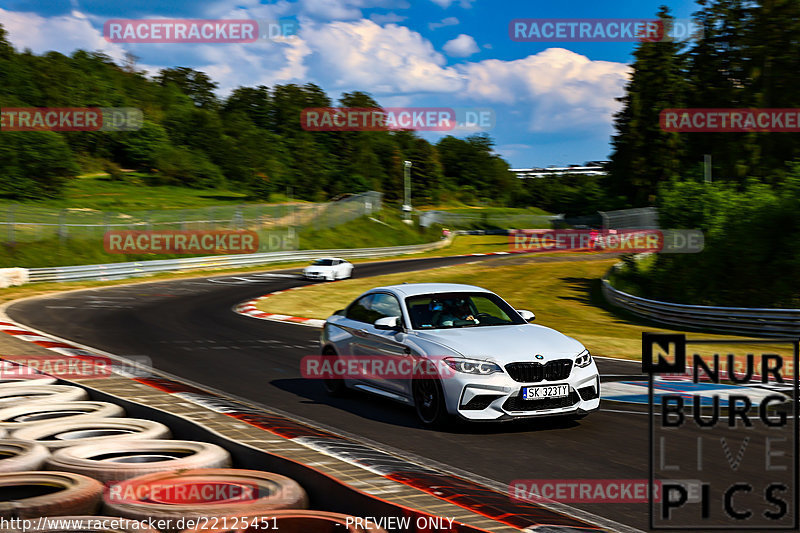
0, 173, 548, 267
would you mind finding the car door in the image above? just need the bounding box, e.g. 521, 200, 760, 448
339, 294, 374, 358
358, 292, 413, 397
333, 259, 344, 279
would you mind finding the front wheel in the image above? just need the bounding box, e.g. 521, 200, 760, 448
412, 376, 450, 428
321, 349, 348, 396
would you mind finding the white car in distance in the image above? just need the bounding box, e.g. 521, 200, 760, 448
303, 258, 354, 281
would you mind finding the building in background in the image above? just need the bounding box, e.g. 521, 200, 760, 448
510, 161, 608, 179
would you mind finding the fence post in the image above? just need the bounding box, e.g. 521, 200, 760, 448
7, 204, 15, 244
234, 205, 243, 230
58, 209, 67, 242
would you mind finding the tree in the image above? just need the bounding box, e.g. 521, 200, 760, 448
684, 0, 756, 181
0, 132, 78, 199
608, 6, 688, 205
155, 67, 219, 109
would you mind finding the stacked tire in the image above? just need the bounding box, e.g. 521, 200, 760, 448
0, 357, 380, 532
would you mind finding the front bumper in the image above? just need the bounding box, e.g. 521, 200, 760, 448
442, 363, 600, 421
304, 271, 327, 280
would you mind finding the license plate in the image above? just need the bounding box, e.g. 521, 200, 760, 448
522, 384, 570, 400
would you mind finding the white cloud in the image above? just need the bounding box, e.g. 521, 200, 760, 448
300, 20, 463, 93
458, 48, 630, 131
370, 12, 408, 24
0, 7, 627, 139
428, 16, 459, 30
442, 33, 479, 57
300, 0, 363, 20
297, 0, 409, 21
0, 8, 127, 63
429, 0, 474, 8
199, 38, 312, 97
495, 143, 533, 161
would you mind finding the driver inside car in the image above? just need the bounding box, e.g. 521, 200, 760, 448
430, 298, 478, 327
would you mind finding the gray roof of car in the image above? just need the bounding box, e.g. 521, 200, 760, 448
371, 283, 492, 297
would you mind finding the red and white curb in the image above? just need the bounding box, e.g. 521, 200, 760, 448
235, 287, 326, 328
0, 323, 100, 358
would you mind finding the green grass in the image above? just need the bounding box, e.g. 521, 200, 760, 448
297, 210, 443, 250
0, 209, 444, 268
606, 254, 657, 297
256, 255, 758, 359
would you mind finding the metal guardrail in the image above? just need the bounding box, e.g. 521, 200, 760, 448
602, 276, 800, 338
25, 238, 452, 283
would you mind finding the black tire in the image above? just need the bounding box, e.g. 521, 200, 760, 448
320, 348, 347, 397
412, 362, 450, 428
0, 439, 50, 472
11, 418, 172, 450
0, 401, 125, 431
46, 440, 232, 483
0, 385, 88, 409
0, 471, 104, 518
102, 468, 308, 522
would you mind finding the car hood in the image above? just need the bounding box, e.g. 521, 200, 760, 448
412, 324, 585, 363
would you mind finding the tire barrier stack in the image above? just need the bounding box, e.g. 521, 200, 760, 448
0, 360, 388, 533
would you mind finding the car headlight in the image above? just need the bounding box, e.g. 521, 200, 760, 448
443, 357, 502, 375
575, 349, 592, 368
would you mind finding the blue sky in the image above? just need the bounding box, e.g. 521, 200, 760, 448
0, 0, 697, 167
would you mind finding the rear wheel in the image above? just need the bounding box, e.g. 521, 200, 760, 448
321, 348, 348, 397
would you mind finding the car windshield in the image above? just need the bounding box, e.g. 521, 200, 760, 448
312, 259, 335, 266
405, 292, 526, 329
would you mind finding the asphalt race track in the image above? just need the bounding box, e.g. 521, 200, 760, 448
8, 254, 796, 532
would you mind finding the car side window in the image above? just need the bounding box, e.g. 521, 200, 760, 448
370, 293, 402, 321
345, 295, 374, 323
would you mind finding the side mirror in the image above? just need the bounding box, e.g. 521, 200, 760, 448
517, 309, 535, 322
374, 316, 401, 330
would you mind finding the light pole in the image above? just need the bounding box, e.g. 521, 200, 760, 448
403, 160, 412, 223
